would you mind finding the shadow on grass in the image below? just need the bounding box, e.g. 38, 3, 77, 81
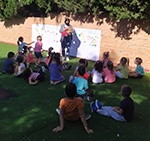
0, 47, 150, 140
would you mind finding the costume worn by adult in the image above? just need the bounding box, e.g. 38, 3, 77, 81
59, 21, 74, 58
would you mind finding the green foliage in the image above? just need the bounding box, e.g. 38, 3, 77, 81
99, 0, 150, 19
0, 0, 150, 19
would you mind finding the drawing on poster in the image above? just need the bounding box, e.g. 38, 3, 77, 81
32, 24, 101, 61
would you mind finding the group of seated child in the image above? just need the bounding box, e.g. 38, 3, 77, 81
2, 36, 144, 134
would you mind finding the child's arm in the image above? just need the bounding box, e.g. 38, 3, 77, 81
79, 108, 93, 134
53, 109, 64, 132
90, 73, 93, 78
115, 65, 121, 71
73, 69, 77, 78
113, 107, 124, 115
26, 41, 35, 46
21, 67, 26, 73
29, 79, 38, 85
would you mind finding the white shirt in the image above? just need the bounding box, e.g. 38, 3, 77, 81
91, 69, 103, 84
14, 63, 25, 76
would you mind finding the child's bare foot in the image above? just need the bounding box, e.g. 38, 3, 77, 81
50, 80, 54, 84
54, 80, 61, 85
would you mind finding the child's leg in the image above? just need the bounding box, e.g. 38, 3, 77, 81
97, 106, 126, 121
69, 75, 74, 82
38, 57, 42, 64
36, 66, 46, 81
53, 80, 61, 85
129, 72, 138, 77
115, 71, 121, 78
53, 75, 65, 85
97, 106, 113, 117
50, 80, 54, 84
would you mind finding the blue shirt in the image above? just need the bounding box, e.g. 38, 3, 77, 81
73, 77, 88, 95
135, 65, 144, 75
19, 42, 27, 52
2, 58, 14, 72
49, 62, 63, 81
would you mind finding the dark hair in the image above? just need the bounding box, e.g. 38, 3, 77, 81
120, 57, 127, 66
22, 46, 28, 54
65, 83, 77, 97
15, 56, 24, 74
48, 47, 54, 58
17, 37, 23, 45
37, 35, 42, 40
103, 51, 109, 58
107, 61, 114, 74
23, 68, 32, 80
79, 59, 88, 68
49, 52, 61, 66
7, 52, 15, 58
16, 55, 23, 64
65, 18, 70, 24
121, 85, 132, 97
78, 66, 85, 76
136, 57, 142, 65
94, 61, 103, 73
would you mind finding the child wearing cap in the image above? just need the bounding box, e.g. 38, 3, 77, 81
129, 57, 144, 78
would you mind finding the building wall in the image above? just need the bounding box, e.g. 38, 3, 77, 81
0, 13, 150, 71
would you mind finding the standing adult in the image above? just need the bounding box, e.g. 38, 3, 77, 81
60, 18, 74, 61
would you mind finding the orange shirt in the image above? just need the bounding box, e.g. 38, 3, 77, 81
59, 98, 84, 121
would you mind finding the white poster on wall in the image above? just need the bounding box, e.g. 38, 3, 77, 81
32, 24, 101, 61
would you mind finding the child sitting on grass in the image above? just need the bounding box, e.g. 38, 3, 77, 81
49, 53, 65, 85
23, 66, 46, 85
102, 51, 109, 68
102, 61, 116, 83
73, 66, 88, 98
14, 55, 26, 78
129, 57, 144, 78
91, 61, 103, 84
53, 83, 93, 134
2, 52, 15, 74
70, 59, 89, 81
115, 57, 129, 79
91, 85, 134, 121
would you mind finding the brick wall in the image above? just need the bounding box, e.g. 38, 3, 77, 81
0, 13, 150, 72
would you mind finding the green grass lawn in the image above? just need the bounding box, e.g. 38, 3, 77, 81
0, 42, 150, 141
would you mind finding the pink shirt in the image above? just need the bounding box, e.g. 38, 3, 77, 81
34, 41, 42, 52
29, 73, 40, 81
102, 68, 116, 83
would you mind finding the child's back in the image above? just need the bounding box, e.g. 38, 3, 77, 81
118, 64, 129, 79
49, 62, 63, 81
120, 96, 134, 121
59, 97, 84, 121
49, 53, 65, 84
53, 83, 93, 134
91, 61, 103, 84
116, 57, 129, 79
73, 77, 88, 95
